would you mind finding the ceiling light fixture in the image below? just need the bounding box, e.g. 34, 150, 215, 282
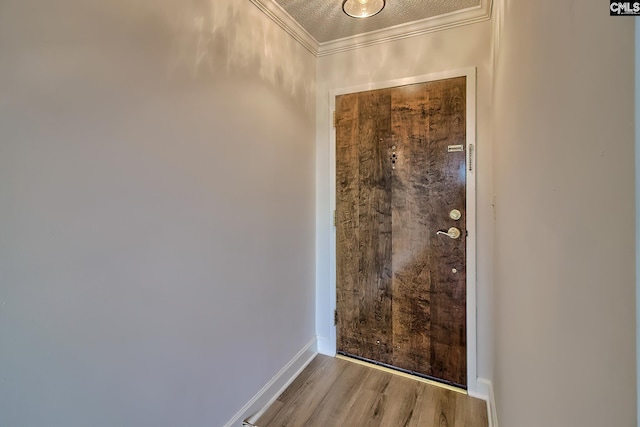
342, 0, 385, 18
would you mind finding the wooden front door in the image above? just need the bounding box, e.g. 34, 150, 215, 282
335, 77, 467, 387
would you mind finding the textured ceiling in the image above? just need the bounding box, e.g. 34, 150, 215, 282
274, 0, 482, 43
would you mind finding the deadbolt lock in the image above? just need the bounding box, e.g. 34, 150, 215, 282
449, 209, 462, 221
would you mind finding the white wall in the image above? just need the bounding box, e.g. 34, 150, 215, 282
0, 1, 316, 426
492, 0, 636, 426
315, 21, 494, 386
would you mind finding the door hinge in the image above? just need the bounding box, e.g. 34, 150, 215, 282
333, 110, 336, 128
334, 309, 338, 325
333, 209, 337, 226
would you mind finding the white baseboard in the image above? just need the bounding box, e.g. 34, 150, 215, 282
473, 378, 498, 427
316, 335, 335, 356
469, 379, 488, 401
223, 338, 318, 427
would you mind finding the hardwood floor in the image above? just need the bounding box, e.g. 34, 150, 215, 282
256, 355, 488, 427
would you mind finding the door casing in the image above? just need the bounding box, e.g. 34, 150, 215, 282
325, 67, 478, 393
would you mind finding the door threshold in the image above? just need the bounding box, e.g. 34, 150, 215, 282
336, 353, 467, 395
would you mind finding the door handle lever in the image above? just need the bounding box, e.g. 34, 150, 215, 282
436, 227, 461, 239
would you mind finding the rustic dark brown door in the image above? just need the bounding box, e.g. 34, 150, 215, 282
335, 77, 467, 387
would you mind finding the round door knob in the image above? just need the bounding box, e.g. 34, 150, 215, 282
449, 209, 462, 221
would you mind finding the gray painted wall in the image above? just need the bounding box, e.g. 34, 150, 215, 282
0, 1, 316, 426
492, 0, 636, 425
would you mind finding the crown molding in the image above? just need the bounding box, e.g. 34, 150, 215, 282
249, 0, 493, 58
317, 1, 493, 56
248, 0, 320, 55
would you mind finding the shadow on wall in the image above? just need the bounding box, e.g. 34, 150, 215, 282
127, 0, 315, 114
2, 0, 314, 117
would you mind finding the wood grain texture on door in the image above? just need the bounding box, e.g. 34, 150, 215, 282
336, 77, 467, 387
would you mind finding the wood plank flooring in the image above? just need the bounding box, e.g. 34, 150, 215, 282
256, 355, 488, 427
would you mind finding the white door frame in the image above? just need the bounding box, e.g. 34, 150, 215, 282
325, 67, 478, 393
